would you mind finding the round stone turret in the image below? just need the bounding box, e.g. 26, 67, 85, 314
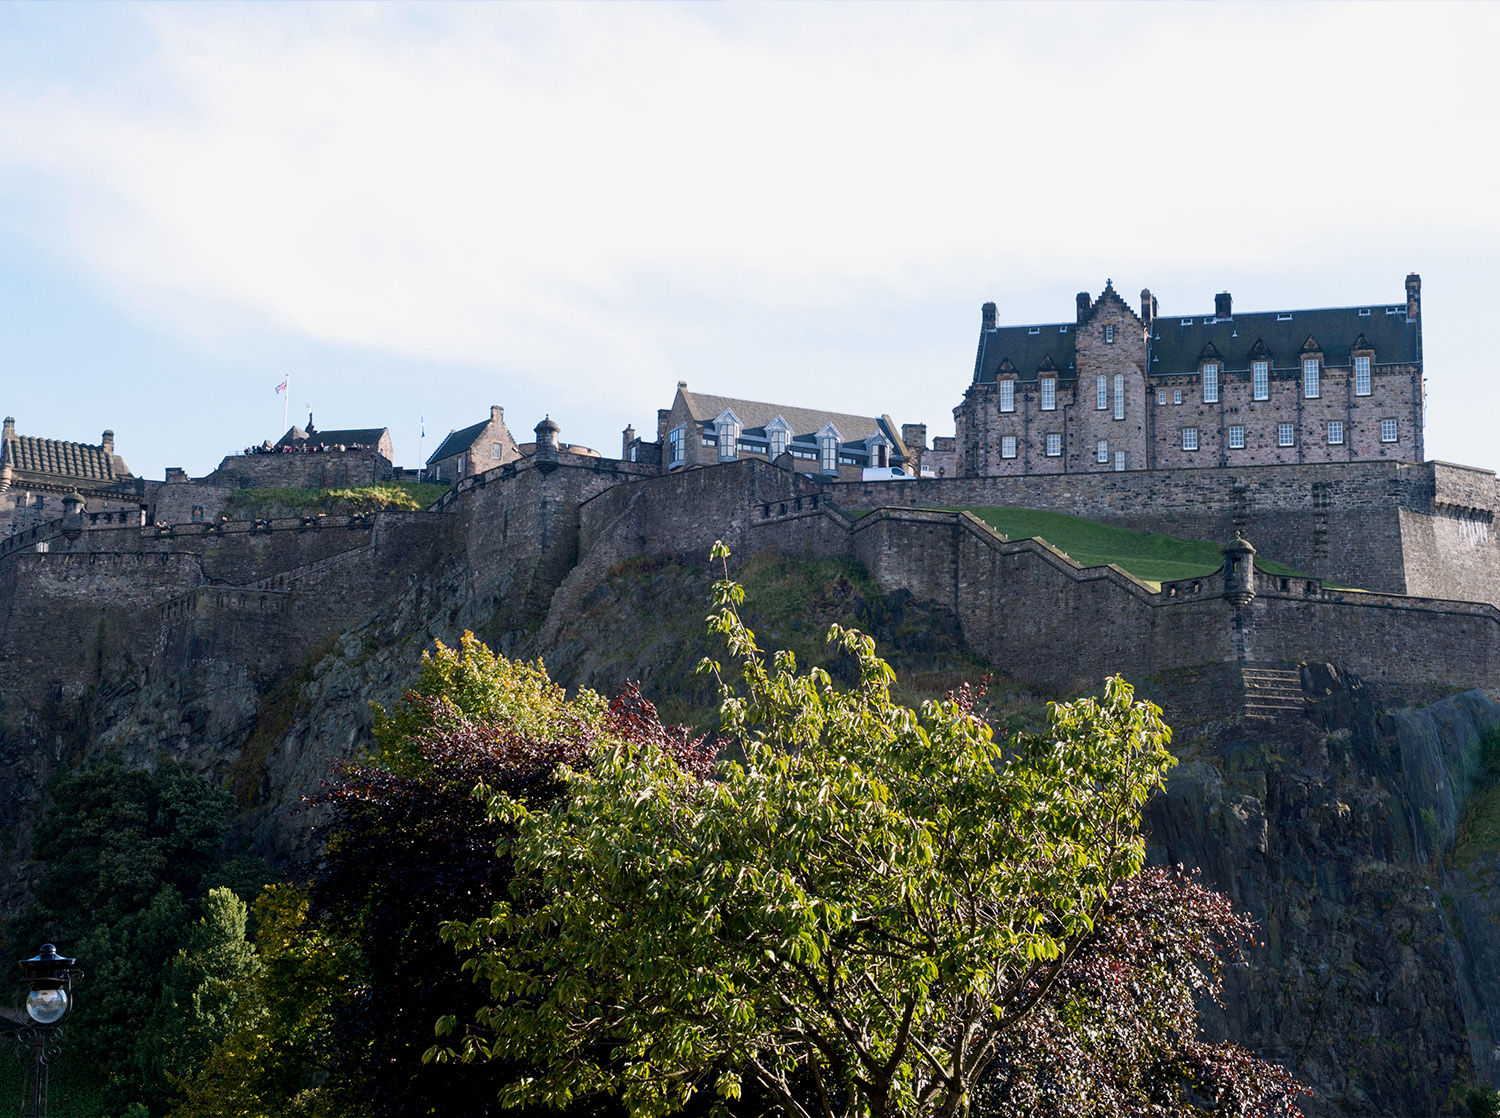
61, 491, 85, 540
534, 416, 560, 462
1222, 534, 1256, 608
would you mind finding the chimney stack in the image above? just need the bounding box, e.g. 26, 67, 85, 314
101, 430, 115, 454
1140, 290, 1154, 327
2, 417, 14, 442
1076, 292, 1092, 322
1214, 292, 1232, 319
1406, 273, 1421, 322
622, 424, 636, 459
981, 302, 997, 330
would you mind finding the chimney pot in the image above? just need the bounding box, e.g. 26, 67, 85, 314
981, 302, 997, 330
1214, 292, 1232, 318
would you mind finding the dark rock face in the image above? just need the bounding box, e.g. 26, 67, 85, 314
1146, 665, 1500, 1115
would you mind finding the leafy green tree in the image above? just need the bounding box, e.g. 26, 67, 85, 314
436, 544, 1185, 1116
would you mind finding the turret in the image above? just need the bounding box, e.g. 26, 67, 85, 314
61, 491, 85, 540
534, 416, 560, 462
1222, 534, 1256, 608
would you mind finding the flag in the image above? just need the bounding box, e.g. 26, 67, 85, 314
420, 415, 425, 438
275, 376, 288, 395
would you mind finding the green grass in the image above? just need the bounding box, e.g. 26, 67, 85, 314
225, 481, 449, 514
954, 506, 1314, 587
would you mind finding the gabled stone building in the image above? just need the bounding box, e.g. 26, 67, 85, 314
425, 406, 521, 483
653, 382, 910, 480
955, 275, 1424, 476
0, 416, 142, 536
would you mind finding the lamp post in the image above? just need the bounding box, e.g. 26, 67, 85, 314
11, 944, 77, 1118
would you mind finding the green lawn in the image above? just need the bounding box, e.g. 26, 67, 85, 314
955, 506, 1311, 587
224, 481, 449, 514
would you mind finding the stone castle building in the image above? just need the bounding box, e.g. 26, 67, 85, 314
0, 416, 144, 536
954, 275, 1424, 477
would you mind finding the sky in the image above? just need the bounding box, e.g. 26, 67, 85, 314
2, 1, 1499, 479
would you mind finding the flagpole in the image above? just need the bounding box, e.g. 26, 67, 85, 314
282, 373, 290, 436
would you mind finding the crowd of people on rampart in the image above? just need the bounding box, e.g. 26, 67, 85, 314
241, 440, 377, 456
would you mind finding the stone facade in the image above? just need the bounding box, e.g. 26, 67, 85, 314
0, 417, 145, 537
955, 276, 1424, 476
425, 405, 521, 483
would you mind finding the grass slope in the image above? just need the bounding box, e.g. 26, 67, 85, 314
224, 481, 449, 514
956, 506, 1311, 587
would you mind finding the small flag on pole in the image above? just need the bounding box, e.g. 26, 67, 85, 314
275, 376, 288, 395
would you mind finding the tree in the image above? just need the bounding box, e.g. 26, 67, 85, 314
435, 544, 1230, 1117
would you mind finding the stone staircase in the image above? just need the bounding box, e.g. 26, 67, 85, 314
1240, 665, 1305, 724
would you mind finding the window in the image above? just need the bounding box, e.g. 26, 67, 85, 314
1040, 378, 1056, 410
1096, 375, 1108, 410
820, 432, 839, 472
1253, 361, 1269, 400
1228, 425, 1245, 449
1278, 423, 1295, 447
1001, 435, 1017, 459
1355, 356, 1371, 396
718, 416, 740, 460
1028, 326, 1041, 335
1182, 428, 1199, 451
999, 380, 1015, 412
1096, 440, 1108, 464
1113, 374, 1125, 420
1045, 433, 1062, 456
1381, 418, 1399, 443
1157, 389, 1166, 405
1104, 324, 1115, 344
668, 426, 686, 466
1173, 389, 1183, 405
1202, 363, 1219, 403
1328, 421, 1344, 445
492, 442, 505, 460
1114, 450, 1125, 472
1303, 358, 1320, 398
769, 427, 788, 459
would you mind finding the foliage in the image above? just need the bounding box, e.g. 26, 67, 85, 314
222, 482, 448, 515
9, 758, 272, 1113
434, 542, 1207, 1117
1469, 1086, 1500, 1118
958, 507, 1317, 587
1450, 723, 1500, 868
977, 866, 1306, 1116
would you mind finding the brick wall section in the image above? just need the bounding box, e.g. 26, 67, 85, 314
826, 460, 1500, 606
202, 451, 394, 490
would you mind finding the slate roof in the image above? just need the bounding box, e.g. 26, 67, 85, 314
1149, 304, 1419, 374
426, 420, 488, 465
2, 435, 121, 482
275, 426, 388, 449
973, 323, 1078, 384
973, 297, 1420, 385
680, 389, 907, 456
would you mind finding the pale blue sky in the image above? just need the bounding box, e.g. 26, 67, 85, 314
3, 2, 1498, 478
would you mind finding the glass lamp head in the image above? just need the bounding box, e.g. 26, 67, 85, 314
25, 987, 68, 1024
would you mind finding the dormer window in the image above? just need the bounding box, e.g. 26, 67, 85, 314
668, 425, 686, 467
817, 423, 842, 473
1104, 324, 1115, 344
1303, 358, 1320, 399
1040, 378, 1056, 410
715, 410, 742, 461
999, 380, 1015, 413
1252, 361, 1269, 400
1202, 363, 1219, 403
767, 416, 790, 459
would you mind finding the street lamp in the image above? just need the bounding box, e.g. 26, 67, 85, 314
11, 944, 77, 1118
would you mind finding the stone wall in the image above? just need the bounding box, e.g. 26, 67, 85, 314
202, 450, 394, 490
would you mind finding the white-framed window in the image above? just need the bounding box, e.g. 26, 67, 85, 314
668, 425, 686, 466
1001, 435, 1017, 459
1182, 427, 1199, 451
820, 433, 839, 472
999, 380, 1015, 412
1113, 450, 1125, 472
1327, 421, 1344, 445
1096, 375, 1108, 410
1113, 374, 1125, 420
1173, 389, 1183, 405
1253, 361, 1269, 400
492, 442, 505, 460
1157, 389, 1166, 406
1303, 358, 1320, 398
1381, 418, 1399, 443
1040, 378, 1056, 410
1228, 425, 1245, 449
718, 416, 740, 460
769, 425, 788, 459
1104, 324, 1115, 344
1355, 356, 1371, 396
1202, 363, 1219, 403
1096, 440, 1109, 463
1045, 433, 1062, 456
1278, 423, 1295, 447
